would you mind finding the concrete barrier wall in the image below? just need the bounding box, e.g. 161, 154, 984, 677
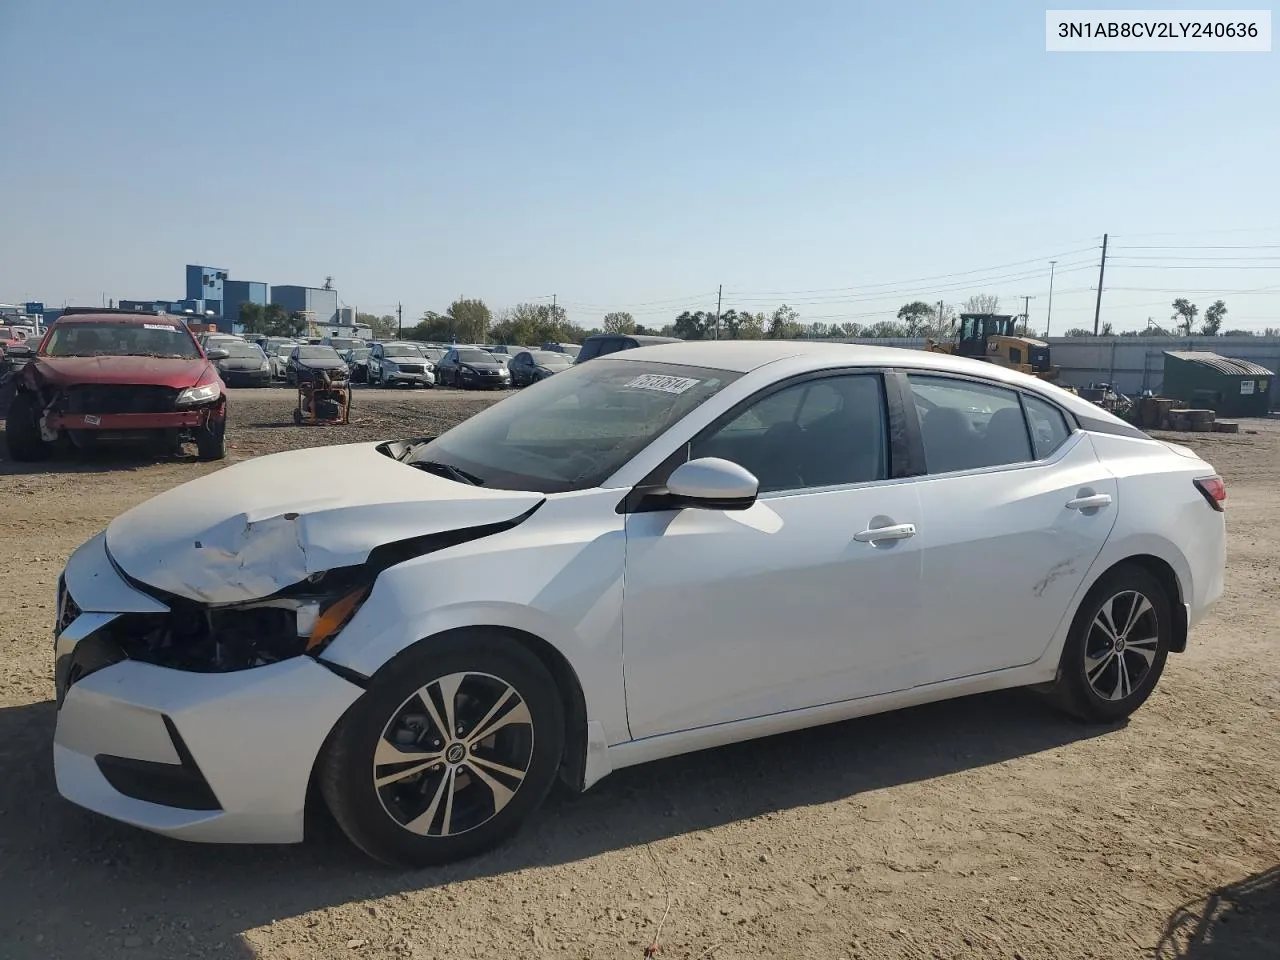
829, 336, 1280, 403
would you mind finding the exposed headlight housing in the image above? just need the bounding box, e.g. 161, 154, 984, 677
101, 576, 372, 674
259, 360, 270, 371
176, 382, 222, 406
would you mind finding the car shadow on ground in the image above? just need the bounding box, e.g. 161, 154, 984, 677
1154, 865, 1280, 959
2, 689, 1116, 958
0, 446, 203, 477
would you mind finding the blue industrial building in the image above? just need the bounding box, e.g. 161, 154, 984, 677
222, 279, 269, 322
35, 265, 355, 336
186, 265, 227, 317
271, 285, 339, 332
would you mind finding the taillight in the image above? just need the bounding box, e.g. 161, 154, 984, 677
1193, 475, 1226, 512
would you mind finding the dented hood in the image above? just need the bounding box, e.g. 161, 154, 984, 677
105, 442, 544, 603
31, 355, 214, 389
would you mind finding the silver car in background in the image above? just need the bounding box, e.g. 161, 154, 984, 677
369, 341, 436, 388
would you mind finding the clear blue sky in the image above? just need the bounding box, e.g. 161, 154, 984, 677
2, 1, 1277, 332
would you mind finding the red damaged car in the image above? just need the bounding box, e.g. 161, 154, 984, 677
5, 310, 227, 462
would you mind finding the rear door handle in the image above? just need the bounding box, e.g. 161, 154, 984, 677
854, 523, 917, 543
1066, 493, 1112, 511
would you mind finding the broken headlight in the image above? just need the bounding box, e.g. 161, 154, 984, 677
108, 577, 370, 673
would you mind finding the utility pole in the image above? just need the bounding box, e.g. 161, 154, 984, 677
715, 284, 723, 340
1092, 233, 1108, 336
551, 294, 556, 324
936, 300, 945, 333
1046, 260, 1057, 338
1020, 295, 1036, 334
396, 302, 403, 340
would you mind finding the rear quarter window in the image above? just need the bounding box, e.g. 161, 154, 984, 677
1023, 394, 1072, 459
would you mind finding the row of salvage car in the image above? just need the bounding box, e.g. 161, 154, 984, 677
2, 310, 681, 464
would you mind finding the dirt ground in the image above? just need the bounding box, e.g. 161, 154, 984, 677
0, 384, 1277, 960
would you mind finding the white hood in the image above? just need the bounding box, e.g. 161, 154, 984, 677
105, 442, 544, 604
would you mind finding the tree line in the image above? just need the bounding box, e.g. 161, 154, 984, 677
1060, 298, 1269, 337
321, 292, 1272, 345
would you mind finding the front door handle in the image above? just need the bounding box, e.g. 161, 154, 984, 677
854, 523, 917, 543
1066, 493, 1113, 511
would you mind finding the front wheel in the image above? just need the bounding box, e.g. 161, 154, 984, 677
5, 391, 51, 462
319, 632, 565, 867
1044, 563, 1172, 723
194, 414, 227, 461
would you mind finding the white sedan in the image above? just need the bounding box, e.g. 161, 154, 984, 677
52, 342, 1226, 865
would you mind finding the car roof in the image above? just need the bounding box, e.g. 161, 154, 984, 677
614, 340, 1125, 425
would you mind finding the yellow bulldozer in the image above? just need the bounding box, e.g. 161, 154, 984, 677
925, 313, 1062, 382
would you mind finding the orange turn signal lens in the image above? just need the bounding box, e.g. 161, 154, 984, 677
304, 587, 369, 652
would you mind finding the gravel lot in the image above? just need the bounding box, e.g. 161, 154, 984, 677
1, 385, 1277, 960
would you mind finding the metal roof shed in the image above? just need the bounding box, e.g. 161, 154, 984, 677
1162, 351, 1273, 417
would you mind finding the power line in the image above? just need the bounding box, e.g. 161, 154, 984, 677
720, 245, 1099, 297
1109, 255, 1280, 262
1103, 264, 1280, 270
1110, 243, 1280, 251
723, 261, 1099, 306
1109, 226, 1280, 239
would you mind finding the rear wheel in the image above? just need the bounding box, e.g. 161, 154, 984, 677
320, 632, 565, 867
1045, 563, 1171, 723
5, 391, 51, 462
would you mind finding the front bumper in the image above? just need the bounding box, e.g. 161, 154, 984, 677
383, 369, 435, 386
459, 372, 509, 388
45, 406, 222, 432
53, 535, 363, 843
220, 370, 271, 387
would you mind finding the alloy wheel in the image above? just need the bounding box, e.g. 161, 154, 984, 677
1084, 590, 1160, 701
373, 671, 534, 837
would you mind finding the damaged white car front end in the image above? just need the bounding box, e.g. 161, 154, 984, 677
53, 442, 556, 844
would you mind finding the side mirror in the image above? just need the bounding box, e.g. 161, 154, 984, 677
665, 457, 759, 511
206, 348, 229, 360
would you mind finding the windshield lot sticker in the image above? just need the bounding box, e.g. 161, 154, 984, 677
143, 324, 177, 331
624, 374, 701, 395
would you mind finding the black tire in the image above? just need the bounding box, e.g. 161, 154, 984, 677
1045, 563, 1172, 723
194, 415, 227, 461
5, 391, 51, 462
319, 631, 565, 867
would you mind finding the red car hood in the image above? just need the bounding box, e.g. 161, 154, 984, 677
30, 355, 214, 388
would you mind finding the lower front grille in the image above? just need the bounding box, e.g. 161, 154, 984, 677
63, 384, 180, 415
397, 364, 425, 374
96, 717, 221, 810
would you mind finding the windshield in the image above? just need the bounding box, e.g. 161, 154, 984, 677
533, 351, 572, 366
384, 344, 424, 357
406, 358, 741, 492
221, 343, 265, 359
42, 321, 201, 359
454, 349, 492, 363
348, 348, 371, 360
326, 338, 360, 350
298, 346, 341, 361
